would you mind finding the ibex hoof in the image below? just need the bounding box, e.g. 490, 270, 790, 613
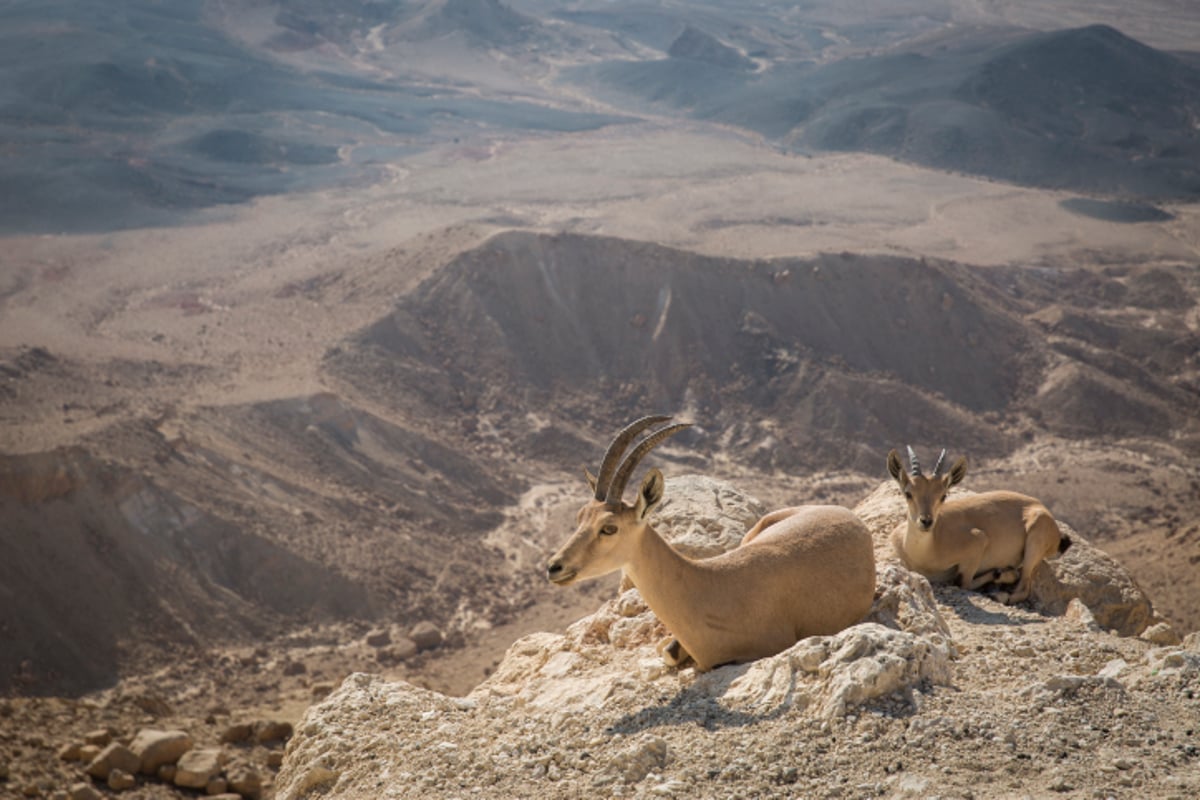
657, 637, 692, 668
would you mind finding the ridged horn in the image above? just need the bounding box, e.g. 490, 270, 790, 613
605, 422, 692, 508
932, 449, 948, 477
593, 415, 672, 501
906, 445, 922, 477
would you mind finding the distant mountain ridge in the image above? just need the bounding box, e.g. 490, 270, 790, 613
335, 231, 1200, 473
570, 23, 1200, 199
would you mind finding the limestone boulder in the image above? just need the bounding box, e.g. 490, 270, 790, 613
409, 621, 443, 652
376, 637, 418, 663
106, 768, 136, 791
128, 728, 192, 774
84, 742, 140, 780
1029, 522, 1154, 635
254, 720, 293, 744
365, 629, 391, 648
227, 762, 264, 800
68, 784, 103, 800
173, 748, 225, 790
219, 722, 253, 744
652, 475, 766, 558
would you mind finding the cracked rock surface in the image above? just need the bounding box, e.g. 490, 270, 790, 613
277, 477, 1199, 799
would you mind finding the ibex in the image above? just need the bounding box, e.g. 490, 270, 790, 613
546, 416, 876, 672
887, 447, 1070, 604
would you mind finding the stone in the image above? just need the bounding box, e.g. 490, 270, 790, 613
206, 776, 229, 795
157, 764, 177, 783
68, 784, 103, 800
107, 768, 136, 791
57, 742, 84, 761
77, 745, 101, 762
85, 742, 141, 780
1141, 621, 1182, 646
653, 475, 766, 559
365, 629, 391, 647
254, 720, 293, 744
1026, 522, 1153, 636
602, 736, 669, 785
174, 748, 226, 790
409, 621, 443, 652
0, 760, 7, 780
83, 729, 114, 747
129, 728, 193, 774
266, 751, 285, 769
227, 763, 263, 800
220, 722, 253, 744
310, 682, 336, 699
377, 638, 419, 663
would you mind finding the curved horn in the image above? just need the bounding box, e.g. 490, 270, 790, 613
906, 445, 922, 477
593, 415, 672, 501
932, 449, 948, 477
606, 422, 691, 508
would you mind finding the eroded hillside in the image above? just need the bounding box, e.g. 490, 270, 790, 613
4, 231, 1199, 701
333, 231, 1200, 470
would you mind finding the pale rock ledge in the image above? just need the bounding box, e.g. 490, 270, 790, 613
277, 477, 1195, 799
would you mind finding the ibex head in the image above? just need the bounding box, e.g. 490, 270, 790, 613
546, 416, 690, 586
887, 446, 968, 531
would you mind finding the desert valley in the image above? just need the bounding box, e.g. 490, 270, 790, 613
1, 1, 1199, 798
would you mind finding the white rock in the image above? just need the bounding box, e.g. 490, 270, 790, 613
128, 728, 192, 774
173, 748, 225, 789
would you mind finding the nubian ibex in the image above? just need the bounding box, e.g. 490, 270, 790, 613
546, 416, 876, 672
887, 447, 1070, 604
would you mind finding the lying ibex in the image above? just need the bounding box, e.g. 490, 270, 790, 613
546, 415, 876, 672
887, 447, 1070, 604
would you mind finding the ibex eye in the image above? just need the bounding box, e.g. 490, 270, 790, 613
904, 490, 913, 499
600, 524, 619, 536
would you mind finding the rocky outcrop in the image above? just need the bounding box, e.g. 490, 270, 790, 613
128, 729, 192, 774
652, 475, 765, 559
174, 748, 226, 789
277, 477, 1193, 799
83, 743, 139, 781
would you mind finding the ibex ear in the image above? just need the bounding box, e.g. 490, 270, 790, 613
886, 449, 909, 487
636, 469, 665, 519
583, 466, 599, 494
947, 457, 968, 487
